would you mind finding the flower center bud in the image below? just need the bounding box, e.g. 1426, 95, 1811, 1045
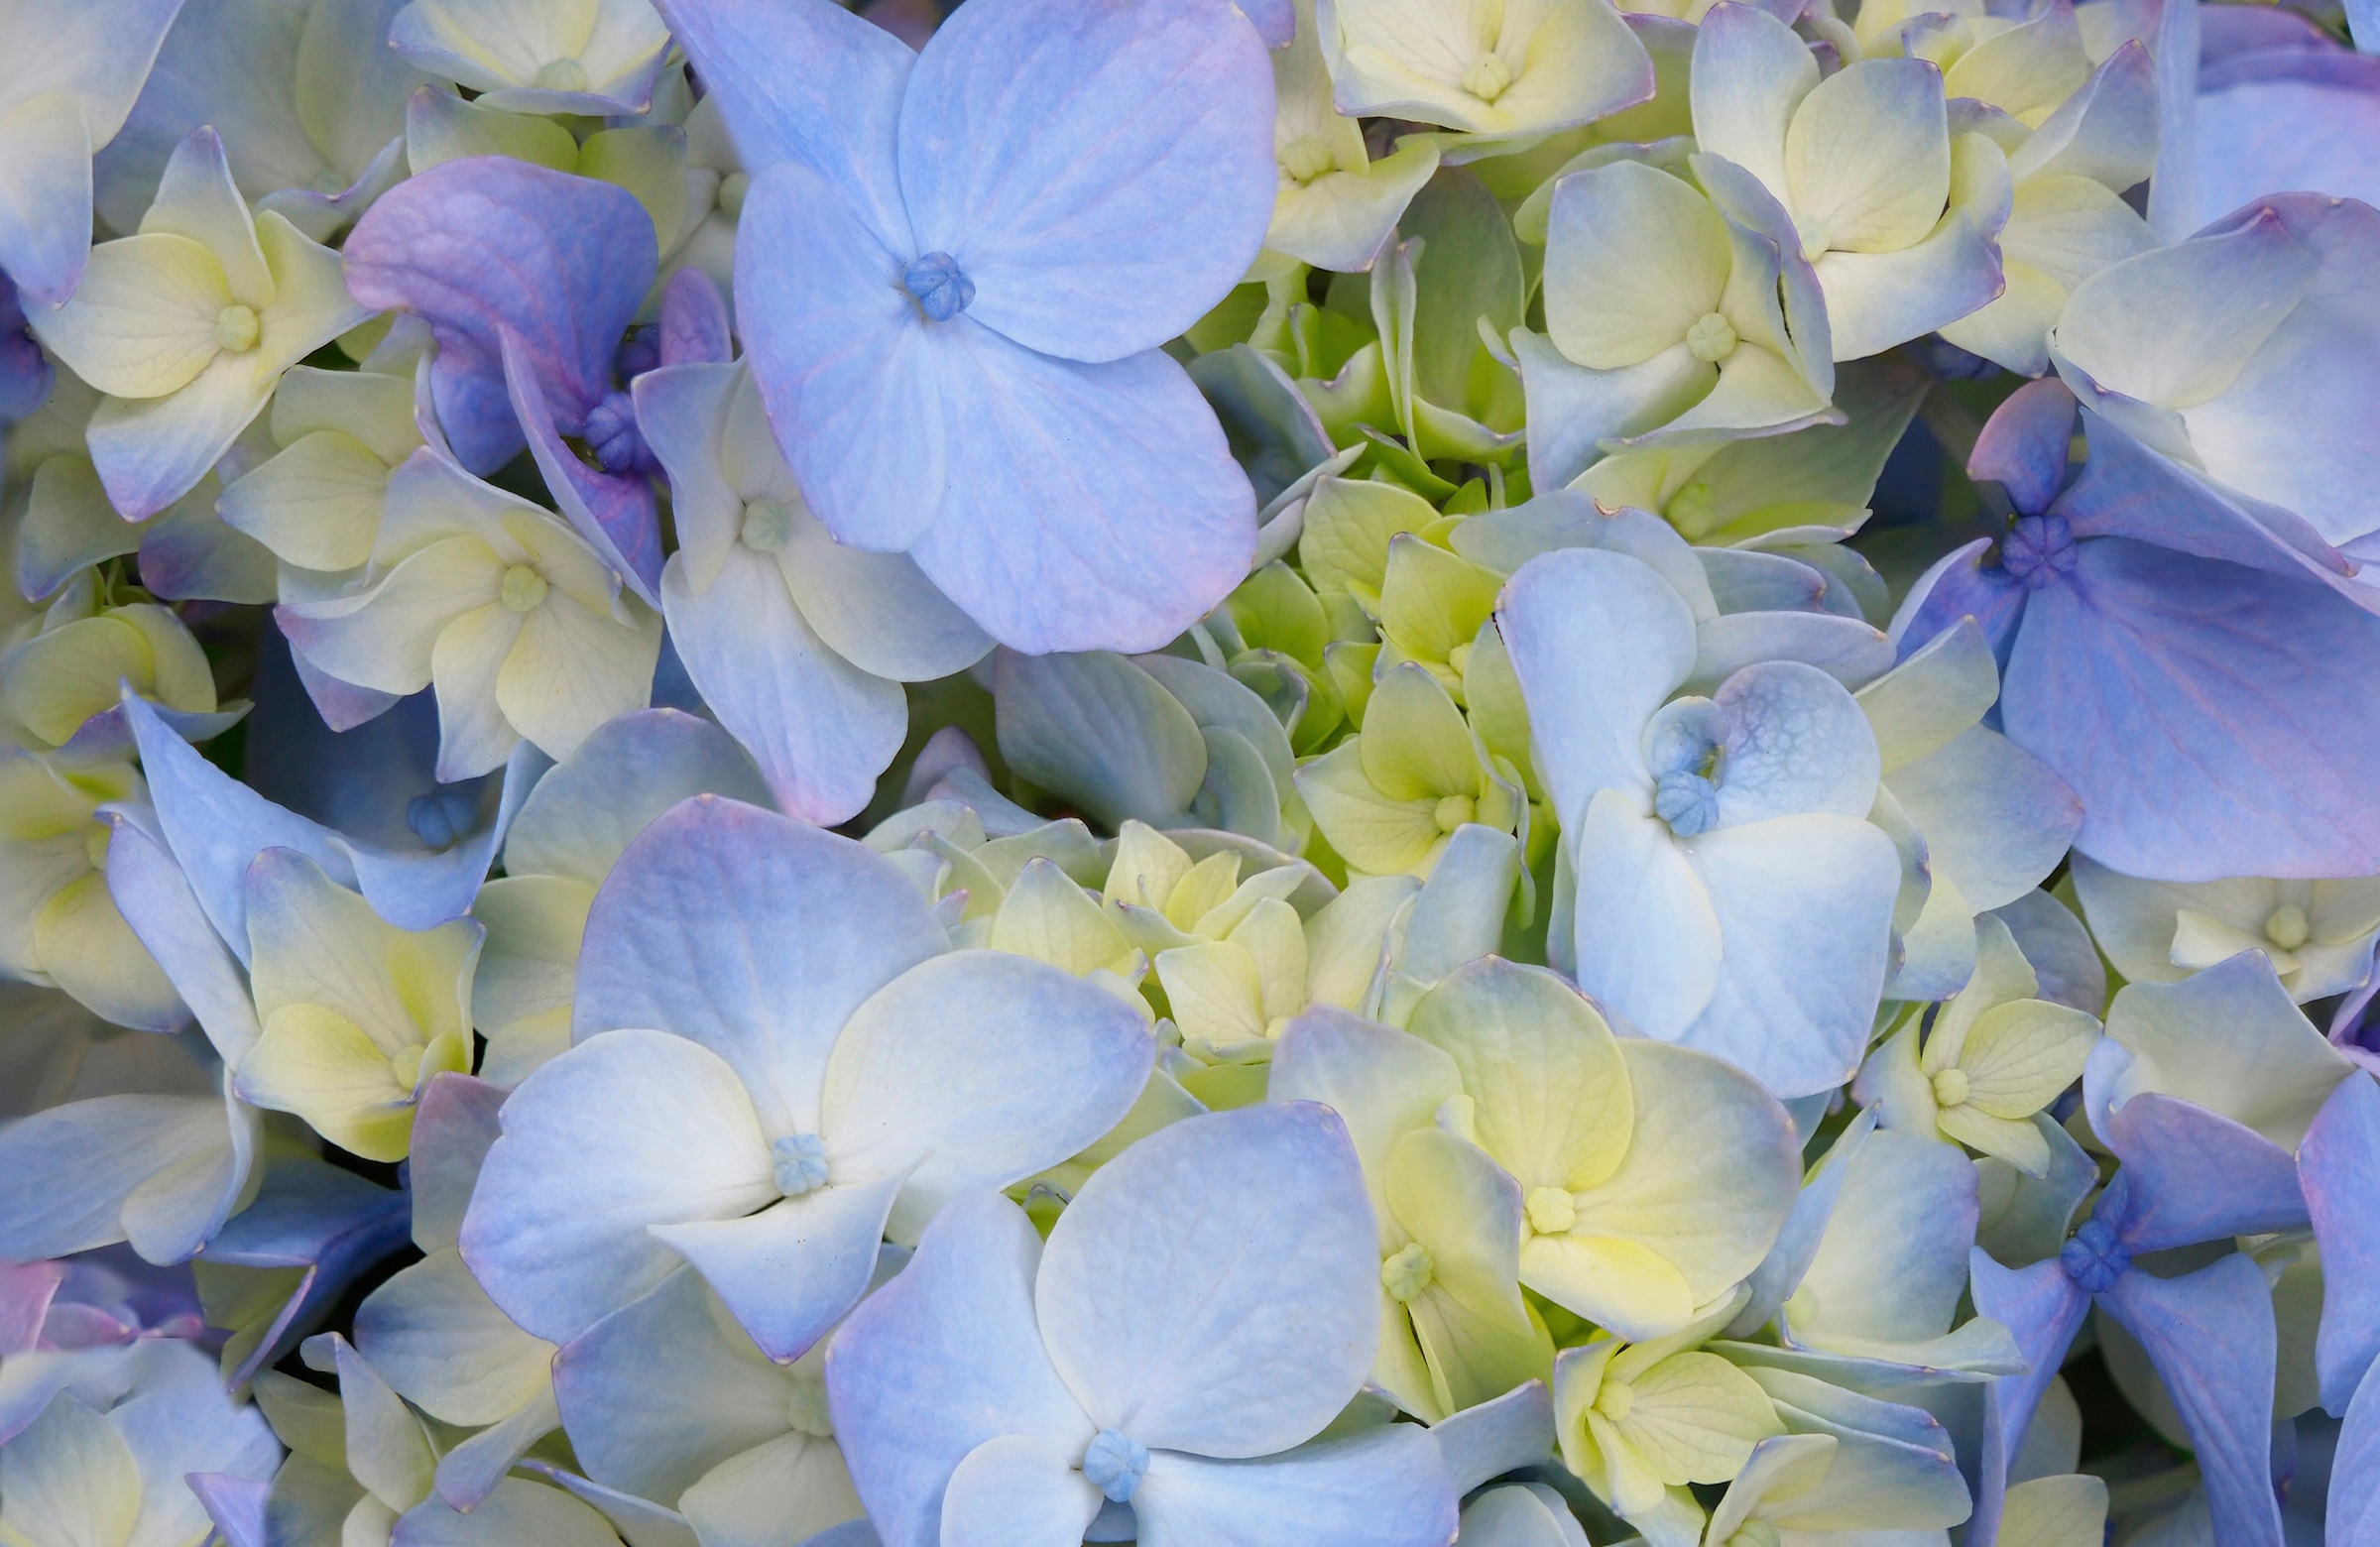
1593, 1379, 1635, 1422
1462, 52, 1512, 102
1729, 1524, 1782, 1547
1434, 793, 1476, 833
1795, 217, 1829, 258
2000, 514, 2077, 589
785, 1374, 834, 1438
500, 564, 548, 613
1279, 133, 1337, 184
216, 304, 260, 353
406, 789, 479, 851
1665, 480, 1717, 536
1082, 1429, 1150, 1502
1932, 1067, 1970, 1108
902, 251, 975, 321
390, 1043, 425, 1093
1525, 1186, 1576, 1236
1654, 770, 1720, 837
1380, 1243, 1436, 1303
772, 1132, 830, 1197
2266, 904, 2311, 951
1686, 311, 1738, 363
534, 57, 589, 91
741, 498, 794, 553
2059, 1216, 2131, 1295
717, 172, 751, 219
84, 823, 111, 871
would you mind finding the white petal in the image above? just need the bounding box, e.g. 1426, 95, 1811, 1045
661, 548, 907, 827
1132, 1425, 1459, 1547
1680, 814, 1901, 1097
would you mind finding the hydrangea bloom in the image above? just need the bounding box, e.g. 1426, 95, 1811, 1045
667, 0, 1278, 652
3, 0, 2378, 1540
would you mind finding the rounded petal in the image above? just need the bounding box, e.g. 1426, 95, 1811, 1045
826, 1192, 1093, 1547
895, 0, 1274, 363
821, 950, 1156, 1240
571, 795, 947, 1137
661, 548, 906, 827
939, 1434, 1104, 1547
1709, 660, 1881, 828
1678, 813, 1902, 1097
1497, 547, 1698, 830
1035, 1104, 1377, 1457
457, 1028, 777, 1344
1407, 957, 1633, 1194
902, 328, 1256, 655
1131, 1425, 1458, 1547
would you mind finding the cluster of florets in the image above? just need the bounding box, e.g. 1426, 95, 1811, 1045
3, 0, 2379, 1543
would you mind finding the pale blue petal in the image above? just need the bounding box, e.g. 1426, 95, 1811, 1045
1130, 1425, 1458, 1547
458, 1027, 778, 1344
1034, 1104, 1376, 1458
571, 796, 946, 1136
651, 1174, 903, 1363
656, 0, 914, 246
901, 328, 1256, 654
659, 548, 907, 827
827, 1192, 1093, 1547
939, 1434, 1103, 1547
895, 0, 1274, 363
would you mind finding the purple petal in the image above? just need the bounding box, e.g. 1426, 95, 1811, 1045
2055, 404, 2358, 594
409, 1072, 509, 1254
1887, 538, 2027, 671
343, 157, 656, 474
2194, 48, 2380, 274
2098, 1256, 2287, 1547
658, 266, 733, 368
502, 326, 663, 605
1967, 379, 2076, 519
2301, 1072, 2380, 1414
1999, 536, 2380, 880
2090, 1089, 2308, 1249
2334, 1362, 2380, 1538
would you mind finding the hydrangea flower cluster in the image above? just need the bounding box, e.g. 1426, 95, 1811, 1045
2, 0, 2378, 1542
